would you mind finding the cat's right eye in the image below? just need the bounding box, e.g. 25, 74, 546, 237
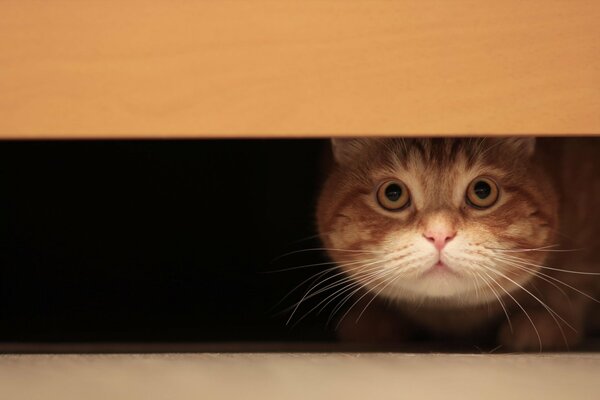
376, 180, 410, 211
466, 177, 499, 209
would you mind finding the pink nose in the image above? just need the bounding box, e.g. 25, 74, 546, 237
423, 228, 456, 250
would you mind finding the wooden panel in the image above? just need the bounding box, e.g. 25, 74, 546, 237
1, 353, 599, 399
0, 1, 599, 138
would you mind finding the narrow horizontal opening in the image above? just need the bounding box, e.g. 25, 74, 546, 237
0, 138, 599, 353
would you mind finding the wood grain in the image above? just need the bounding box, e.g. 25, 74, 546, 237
1, 1, 599, 137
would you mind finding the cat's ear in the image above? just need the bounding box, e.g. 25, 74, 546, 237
331, 138, 371, 165
503, 137, 536, 157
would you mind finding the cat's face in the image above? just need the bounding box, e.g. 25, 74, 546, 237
317, 138, 558, 306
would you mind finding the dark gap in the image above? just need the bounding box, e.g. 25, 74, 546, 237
0, 140, 336, 344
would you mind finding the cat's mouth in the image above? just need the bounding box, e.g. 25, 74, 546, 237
422, 261, 458, 277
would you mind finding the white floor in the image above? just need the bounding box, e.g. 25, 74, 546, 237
1, 353, 599, 400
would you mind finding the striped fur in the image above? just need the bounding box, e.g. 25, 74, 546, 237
316, 138, 600, 350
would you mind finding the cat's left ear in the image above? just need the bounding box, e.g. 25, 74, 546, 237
504, 137, 536, 157
330, 138, 372, 165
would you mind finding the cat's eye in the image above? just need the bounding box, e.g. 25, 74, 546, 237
466, 177, 499, 209
376, 180, 410, 211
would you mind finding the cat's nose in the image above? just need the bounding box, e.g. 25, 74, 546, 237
423, 228, 456, 251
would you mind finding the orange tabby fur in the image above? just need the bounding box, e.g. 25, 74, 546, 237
316, 138, 600, 351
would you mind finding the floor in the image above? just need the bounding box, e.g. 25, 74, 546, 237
1, 352, 599, 399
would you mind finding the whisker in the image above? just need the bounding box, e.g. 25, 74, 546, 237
327, 254, 419, 324
285, 258, 388, 324
492, 253, 600, 276
325, 269, 396, 326
318, 272, 387, 317
480, 263, 572, 349
286, 232, 329, 245
330, 268, 400, 328
490, 256, 570, 300
486, 244, 584, 254
283, 247, 417, 325
263, 259, 359, 274
479, 268, 542, 351
302, 266, 387, 312
271, 247, 384, 263
491, 255, 600, 305
271, 258, 379, 312
476, 271, 513, 333
481, 262, 573, 331
279, 266, 367, 316
353, 267, 406, 324
487, 344, 504, 354
466, 270, 481, 303
292, 268, 394, 328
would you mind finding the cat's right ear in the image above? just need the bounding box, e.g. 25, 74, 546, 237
331, 138, 371, 165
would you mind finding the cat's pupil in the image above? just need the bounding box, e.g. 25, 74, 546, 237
474, 181, 491, 199
385, 184, 402, 201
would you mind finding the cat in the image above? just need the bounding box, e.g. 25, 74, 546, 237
315, 137, 600, 351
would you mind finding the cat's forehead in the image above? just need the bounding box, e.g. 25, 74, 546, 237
383, 138, 482, 167
370, 139, 504, 206
374, 139, 488, 179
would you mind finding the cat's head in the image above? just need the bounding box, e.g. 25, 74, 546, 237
316, 138, 558, 306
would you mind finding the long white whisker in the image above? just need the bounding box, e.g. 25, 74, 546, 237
304, 267, 388, 311
285, 258, 389, 324
492, 253, 600, 276
326, 269, 397, 326
285, 270, 386, 327
491, 256, 600, 305
353, 267, 407, 324
486, 245, 583, 253
263, 259, 351, 274
293, 268, 395, 327
468, 270, 482, 303
479, 268, 542, 351
286, 232, 330, 245
272, 247, 384, 262
330, 269, 400, 328
480, 263, 572, 349
476, 271, 513, 333
490, 256, 570, 300
326, 253, 420, 324
272, 258, 380, 311
320, 274, 383, 315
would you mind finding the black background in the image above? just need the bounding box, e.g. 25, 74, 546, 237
0, 140, 337, 343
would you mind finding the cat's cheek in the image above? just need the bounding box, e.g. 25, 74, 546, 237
327, 224, 374, 252
502, 221, 548, 245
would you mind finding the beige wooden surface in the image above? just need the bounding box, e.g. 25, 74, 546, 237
1, 1, 599, 138
1, 353, 599, 399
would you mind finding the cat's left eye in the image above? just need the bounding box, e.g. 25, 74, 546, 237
376, 180, 410, 211
466, 177, 499, 209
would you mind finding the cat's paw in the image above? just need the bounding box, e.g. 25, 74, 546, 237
498, 311, 582, 352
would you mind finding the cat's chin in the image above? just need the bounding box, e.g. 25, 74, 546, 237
376, 271, 498, 307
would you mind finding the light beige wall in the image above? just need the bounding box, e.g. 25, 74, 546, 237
1, 1, 599, 138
